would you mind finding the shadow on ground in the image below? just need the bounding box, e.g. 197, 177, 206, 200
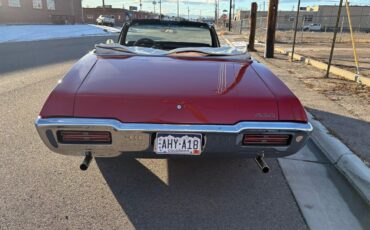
96, 157, 307, 229
307, 107, 370, 164
0, 35, 118, 75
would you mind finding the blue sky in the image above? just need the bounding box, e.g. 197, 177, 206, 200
82, 0, 369, 18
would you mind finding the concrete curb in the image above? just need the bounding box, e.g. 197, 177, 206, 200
274, 48, 370, 87
308, 112, 370, 206
229, 37, 368, 86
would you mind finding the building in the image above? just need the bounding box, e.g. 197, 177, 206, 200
0, 0, 82, 24
308, 5, 370, 32
235, 5, 370, 32
83, 7, 158, 26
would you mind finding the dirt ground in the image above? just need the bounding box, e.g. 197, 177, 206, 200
276, 42, 370, 78
231, 30, 370, 78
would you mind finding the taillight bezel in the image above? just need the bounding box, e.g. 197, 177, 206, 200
56, 131, 112, 144
242, 134, 292, 146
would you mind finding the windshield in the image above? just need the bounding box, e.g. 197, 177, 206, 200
125, 24, 212, 47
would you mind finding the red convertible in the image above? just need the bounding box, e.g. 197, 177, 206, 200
35, 20, 312, 172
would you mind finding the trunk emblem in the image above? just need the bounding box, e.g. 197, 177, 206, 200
176, 105, 183, 110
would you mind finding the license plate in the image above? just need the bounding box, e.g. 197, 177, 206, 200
154, 133, 202, 155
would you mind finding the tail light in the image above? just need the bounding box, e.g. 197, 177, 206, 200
243, 134, 291, 146
57, 131, 112, 144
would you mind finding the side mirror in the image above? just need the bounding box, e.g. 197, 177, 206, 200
106, 39, 114, 44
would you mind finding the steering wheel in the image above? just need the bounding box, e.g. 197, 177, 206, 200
134, 38, 156, 48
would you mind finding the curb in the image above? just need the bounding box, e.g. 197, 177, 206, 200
308, 112, 370, 206
229, 37, 369, 86
275, 48, 370, 87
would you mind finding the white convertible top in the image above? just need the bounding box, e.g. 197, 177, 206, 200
94, 43, 251, 60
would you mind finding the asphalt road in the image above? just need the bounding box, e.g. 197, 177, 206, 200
0, 36, 310, 229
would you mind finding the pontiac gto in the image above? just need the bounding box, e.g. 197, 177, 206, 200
35, 20, 312, 172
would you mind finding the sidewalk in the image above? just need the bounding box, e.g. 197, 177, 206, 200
250, 49, 370, 166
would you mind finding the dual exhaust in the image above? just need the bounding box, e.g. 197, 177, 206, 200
255, 156, 270, 173
79, 152, 269, 173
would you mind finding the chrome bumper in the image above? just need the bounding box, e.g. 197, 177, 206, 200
35, 118, 313, 158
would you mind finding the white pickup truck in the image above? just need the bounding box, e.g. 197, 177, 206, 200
96, 15, 115, 27
302, 23, 322, 31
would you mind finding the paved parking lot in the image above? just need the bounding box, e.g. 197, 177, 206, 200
0, 35, 369, 229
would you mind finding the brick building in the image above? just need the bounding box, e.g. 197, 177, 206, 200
0, 0, 82, 24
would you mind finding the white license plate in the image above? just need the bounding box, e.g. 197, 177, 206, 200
154, 133, 202, 155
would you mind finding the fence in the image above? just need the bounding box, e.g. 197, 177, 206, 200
227, 13, 370, 79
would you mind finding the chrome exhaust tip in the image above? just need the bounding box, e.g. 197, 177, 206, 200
80, 152, 93, 171
255, 156, 270, 173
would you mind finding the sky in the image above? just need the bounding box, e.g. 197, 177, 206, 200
82, 0, 369, 18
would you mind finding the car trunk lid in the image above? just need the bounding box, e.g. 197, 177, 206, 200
74, 56, 279, 124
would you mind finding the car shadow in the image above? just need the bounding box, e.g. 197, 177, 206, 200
0, 35, 118, 75
95, 156, 307, 229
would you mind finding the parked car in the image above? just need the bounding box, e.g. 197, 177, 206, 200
35, 20, 312, 172
303, 23, 322, 31
96, 15, 115, 27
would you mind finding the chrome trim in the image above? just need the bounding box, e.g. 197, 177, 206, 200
35, 117, 313, 157
36, 118, 313, 133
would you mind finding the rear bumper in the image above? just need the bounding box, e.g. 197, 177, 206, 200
35, 118, 313, 158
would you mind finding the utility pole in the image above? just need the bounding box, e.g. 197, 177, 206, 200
247, 2, 257, 52
215, 0, 218, 22
232, 1, 235, 22
188, 6, 190, 20
140, 0, 142, 11
102, 0, 105, 12
264, 0, 279, 58
81, 0, 84, 23
228, 0, 232, 31
325, 0, 344, 78
159, 0, 162, 20
291, 0, 300, 61
217, 0, 220, 22
177, 0, 179, 20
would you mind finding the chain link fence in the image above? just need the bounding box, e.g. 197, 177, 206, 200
228, 12, 370, 78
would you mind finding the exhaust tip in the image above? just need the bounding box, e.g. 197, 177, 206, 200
80, 152, 93, 171
255, 156, 270, 173
262, 166, 270, 173
80, 163, 89, 171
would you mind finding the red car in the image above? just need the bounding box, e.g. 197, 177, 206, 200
35, 20, 312, 172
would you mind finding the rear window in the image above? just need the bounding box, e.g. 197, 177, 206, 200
126, 24, 212, 46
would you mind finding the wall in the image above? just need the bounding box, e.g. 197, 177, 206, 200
0, 0, 82, 24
